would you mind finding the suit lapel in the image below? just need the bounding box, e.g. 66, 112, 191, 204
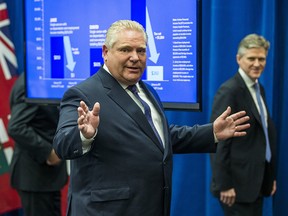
98, 68, 165, 152
235, 73, 262, 125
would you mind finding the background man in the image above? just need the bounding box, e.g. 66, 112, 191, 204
210, 34, 277, 216
8, 73, 68, 216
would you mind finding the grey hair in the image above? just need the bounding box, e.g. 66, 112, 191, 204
237, 34, 270, 57
104, 20, 148, 49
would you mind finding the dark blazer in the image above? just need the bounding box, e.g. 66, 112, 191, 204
8, 73, 67, 192
53, 67, 217, 216
210, 72, 277, 202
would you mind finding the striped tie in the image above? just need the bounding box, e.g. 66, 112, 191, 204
127, 85, 163, 146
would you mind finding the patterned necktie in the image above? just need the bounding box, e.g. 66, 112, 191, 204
254, 82, 271, 162
127, 85, 163, 146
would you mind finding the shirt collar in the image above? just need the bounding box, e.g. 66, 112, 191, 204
238, 67, 258, 88
103, 64, 139, 90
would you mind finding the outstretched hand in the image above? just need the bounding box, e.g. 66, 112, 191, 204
213, 106, 250, 141
77, 101, 100, 139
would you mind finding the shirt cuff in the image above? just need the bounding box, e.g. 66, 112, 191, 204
213, 132, 219, 143
80, 129, 98, 153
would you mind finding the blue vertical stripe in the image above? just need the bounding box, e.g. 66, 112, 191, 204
131, 0, 146, 28
51, 37, 64, 78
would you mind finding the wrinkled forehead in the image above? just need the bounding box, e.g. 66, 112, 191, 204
112, 30, 147, 48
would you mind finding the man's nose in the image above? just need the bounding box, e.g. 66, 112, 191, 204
254, 59, 260, 66
130, 51, 140, 61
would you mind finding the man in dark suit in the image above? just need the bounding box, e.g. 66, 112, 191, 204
8, 73, 68, 216
210, 34, 277, 216
53, 20, 250, 216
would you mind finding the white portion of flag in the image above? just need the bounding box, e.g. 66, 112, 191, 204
3, 146, 13, 165
0, 118, 9, 144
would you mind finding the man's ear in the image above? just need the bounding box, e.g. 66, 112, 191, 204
102, 45, 108, 60
236, 54, 241, 64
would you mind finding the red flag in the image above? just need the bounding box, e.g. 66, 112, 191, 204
0, 0, 21, 214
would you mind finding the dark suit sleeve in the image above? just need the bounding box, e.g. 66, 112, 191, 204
8, 76, 53, 163
53, 86, 89, 160
210, 84, 237, 191
145, 81, 216, 154
170, 123, 216, 153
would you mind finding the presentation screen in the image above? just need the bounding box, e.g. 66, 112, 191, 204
24, 0, 202, 110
